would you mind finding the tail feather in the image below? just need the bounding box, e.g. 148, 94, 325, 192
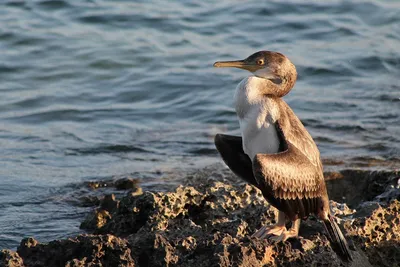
323, 214, 353, 261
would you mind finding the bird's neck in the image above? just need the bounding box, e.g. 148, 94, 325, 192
234, 69, 296, 118
235, 77, 277, 119
239, 74, 295, 101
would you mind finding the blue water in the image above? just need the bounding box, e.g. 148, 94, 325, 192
0, 0, 399, 250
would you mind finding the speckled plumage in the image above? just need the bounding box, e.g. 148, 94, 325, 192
214, 51, 352, 261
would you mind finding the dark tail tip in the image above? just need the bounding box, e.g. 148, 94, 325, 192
323, 214, 353, 261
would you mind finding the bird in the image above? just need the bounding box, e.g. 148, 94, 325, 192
213, 51, 352, 261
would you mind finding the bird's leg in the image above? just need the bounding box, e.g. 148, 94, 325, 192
252, 211, 286, 239
270, 218, 301, 242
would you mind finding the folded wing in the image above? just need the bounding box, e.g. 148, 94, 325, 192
252, 99, 326, 220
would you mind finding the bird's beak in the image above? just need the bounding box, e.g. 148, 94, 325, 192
213, 60, 259, 72
213, 60, 245, 68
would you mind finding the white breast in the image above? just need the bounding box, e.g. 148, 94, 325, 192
234, 76, 280, 161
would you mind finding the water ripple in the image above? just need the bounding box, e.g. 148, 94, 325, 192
0, 0, 399, 250
66, 144, 151, 156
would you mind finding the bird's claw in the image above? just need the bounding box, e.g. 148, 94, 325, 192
252, 224, 286, 239
269, 228, 299, 242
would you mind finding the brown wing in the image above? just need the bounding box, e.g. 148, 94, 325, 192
252, 99, 327, 220
276, 99, 322, 170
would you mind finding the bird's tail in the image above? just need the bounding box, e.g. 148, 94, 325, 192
323, 214, 353, 261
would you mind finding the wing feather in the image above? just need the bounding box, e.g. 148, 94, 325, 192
252, 98, 326, 219
253, 143, 323, 200
275, 99, 322, 170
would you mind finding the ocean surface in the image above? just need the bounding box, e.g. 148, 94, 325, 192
0, 0, 399, 250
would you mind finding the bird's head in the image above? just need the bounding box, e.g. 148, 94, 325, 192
214, 51, 297, 96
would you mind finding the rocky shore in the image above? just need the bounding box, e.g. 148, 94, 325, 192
1, 167, 399, 267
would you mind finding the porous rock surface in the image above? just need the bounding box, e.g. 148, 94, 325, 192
1, 169, 399, 267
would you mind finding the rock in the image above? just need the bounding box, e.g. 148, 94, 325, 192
3, 168, 399, 267
15, 235, 135, 267
77, 195, 101, 207
346, 200, 400, 267
354, 201, 381, 218
80, 209, 112, 230
79, 178, 360, 266
330, 200, 356, 217
85, 180, 113, 190
325, 170, 400, 208
115, 178, 139, 191
85, 177, 141, 192
374, 185, 400, 204
0, 250, 24, 267
100, 194, 119, 213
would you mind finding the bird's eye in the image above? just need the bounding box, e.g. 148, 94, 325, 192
257, 59, 264, 65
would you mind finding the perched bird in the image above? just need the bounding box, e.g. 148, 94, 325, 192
213, 51, 352, 261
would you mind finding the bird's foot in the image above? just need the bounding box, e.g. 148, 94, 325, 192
251, 224, 286, 239
269, 227, 299, 242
